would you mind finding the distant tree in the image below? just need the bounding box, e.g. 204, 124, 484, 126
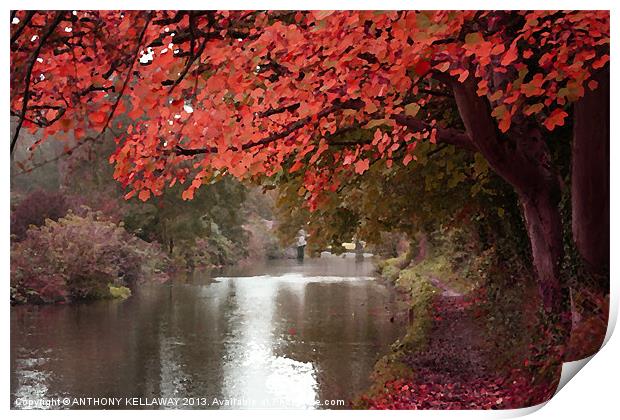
123, 175, 248, 266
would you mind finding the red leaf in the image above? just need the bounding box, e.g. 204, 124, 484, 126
592, 54, 609, 69
182, 188, 195, 201
523, 103, 544, 116
457, 69, 469, 83
91, 111, 107, 124
289, 160, 304, 173
500, 44, 518, 66
414, 60, 431, 77
543, 109, 569, 131
354, 158, 370, 174
138, 189, 150, 202
124, 190, 137, 200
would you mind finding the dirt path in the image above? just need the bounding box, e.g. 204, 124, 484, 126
359, 275, 558, 409
362, 276, 510, 409
404, 277, 491, 381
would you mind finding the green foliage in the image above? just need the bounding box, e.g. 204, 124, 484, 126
395, 267, 440, 348
380, 259, 404, 283
272, 134, 526, 259
365, 250, 441, 396
108, 285, 132, 300
123, 176, 249, 268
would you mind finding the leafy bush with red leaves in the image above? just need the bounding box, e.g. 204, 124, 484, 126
11, 210, 168, 304
10, 189, 69, 241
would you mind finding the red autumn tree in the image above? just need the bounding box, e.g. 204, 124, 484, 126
10, 10, 610, 352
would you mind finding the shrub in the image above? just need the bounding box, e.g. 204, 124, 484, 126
190, 232, 239, 268
11, 210, 168, 304
108, 285, 132, 300
10, 189, 69, 241
379, 253, 410, 282
244, 215, 286, 260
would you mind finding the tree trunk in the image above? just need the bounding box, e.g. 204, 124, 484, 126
445, 74, 571, 351
572, 67, 609, 281
519, 186, 566, 313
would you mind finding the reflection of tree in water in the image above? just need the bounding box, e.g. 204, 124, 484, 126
272, 279, 403, 406
151, 279, 236, 406
11, 298, 165, 404
10, 281, 235, 407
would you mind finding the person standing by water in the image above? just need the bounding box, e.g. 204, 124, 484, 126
296, 229, 307, 260
355, 239, 365, 261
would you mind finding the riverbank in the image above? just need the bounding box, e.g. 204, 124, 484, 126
353, 246, 561, 409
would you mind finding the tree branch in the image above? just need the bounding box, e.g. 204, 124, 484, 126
393, 114, 476, 152
258, 103, 301, 118
174, 98, 365, 156
11, 11, 64, 156
13, 13, 152, 172
99, 12, 152, 134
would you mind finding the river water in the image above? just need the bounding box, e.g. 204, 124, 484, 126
10, 257, 405, 409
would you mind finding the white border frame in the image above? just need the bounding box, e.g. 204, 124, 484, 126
3, 2, 617, 419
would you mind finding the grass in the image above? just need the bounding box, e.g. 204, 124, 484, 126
358, 254, 441, 402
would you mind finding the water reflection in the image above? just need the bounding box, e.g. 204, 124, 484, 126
11, 257, 405, 409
